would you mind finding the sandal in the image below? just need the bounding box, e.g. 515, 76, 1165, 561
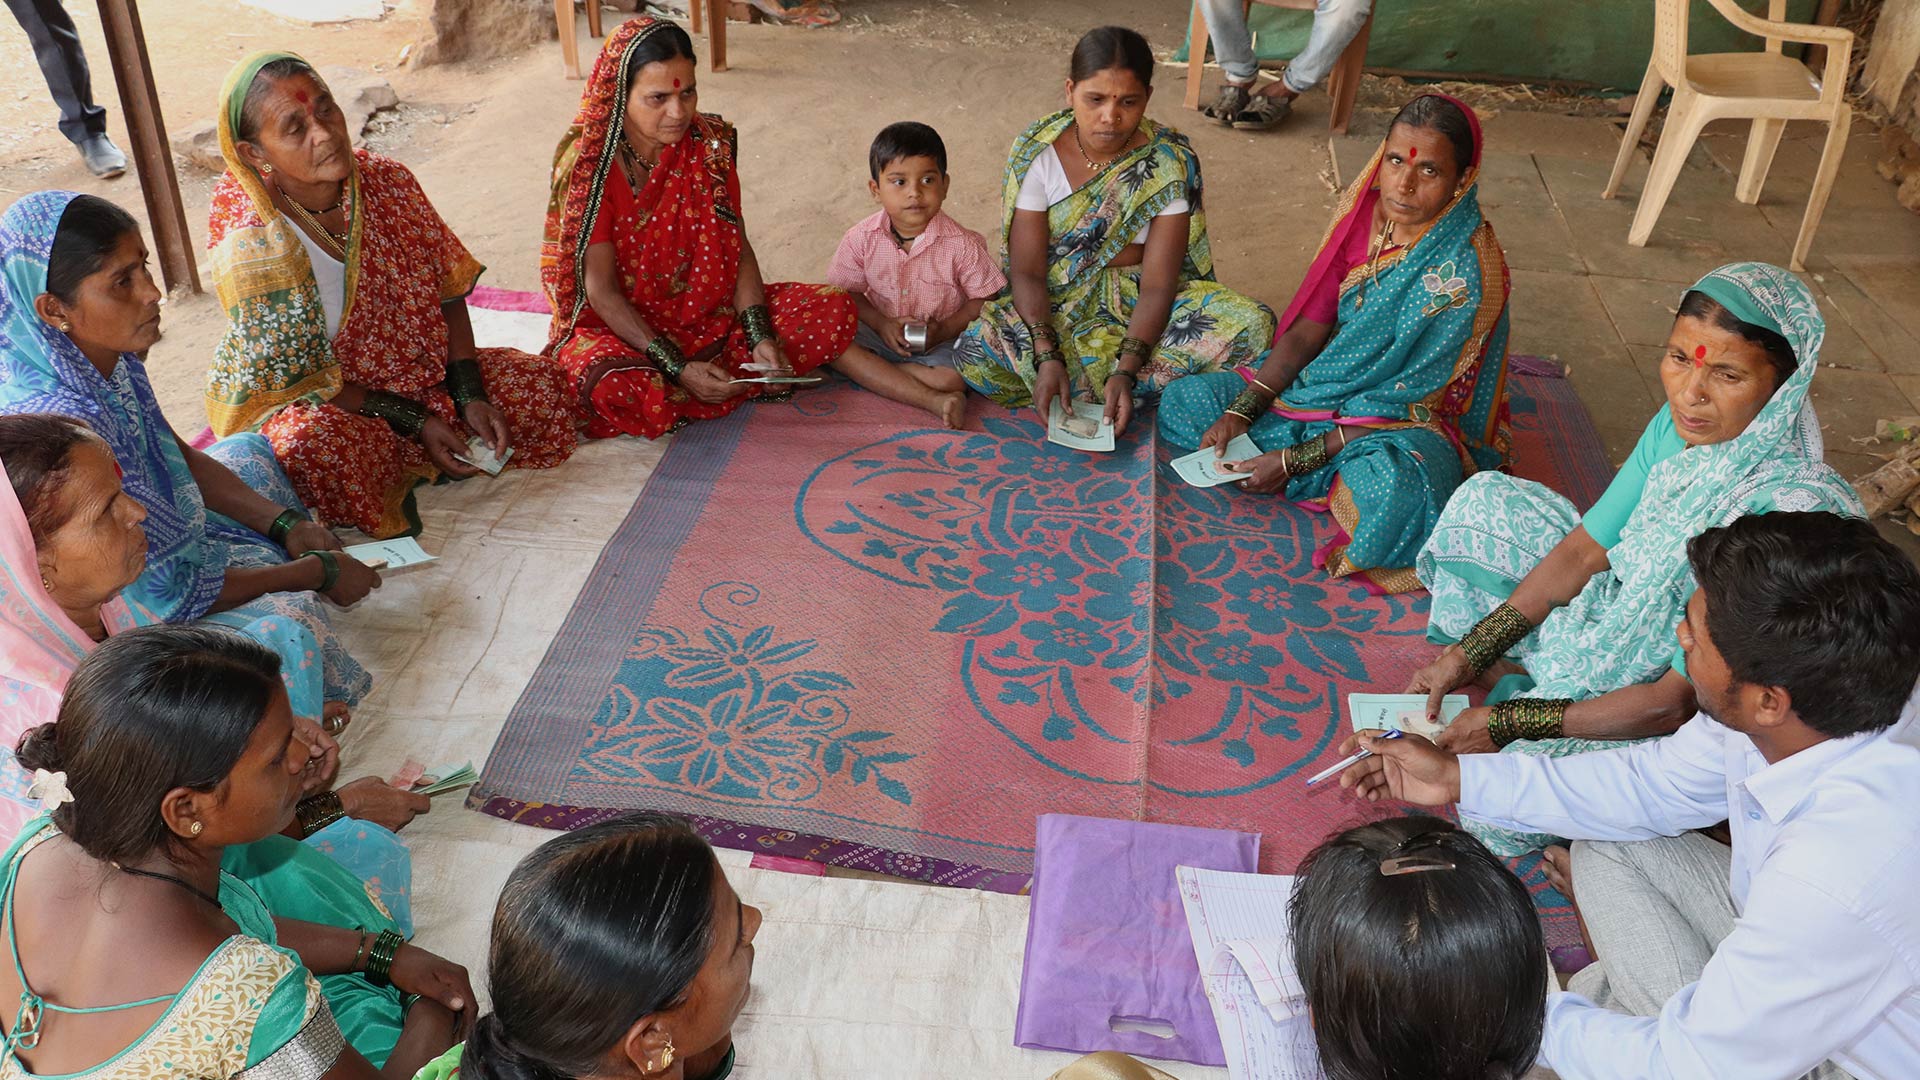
1231, 92, 1294, 132
1202, 84, 1252, 127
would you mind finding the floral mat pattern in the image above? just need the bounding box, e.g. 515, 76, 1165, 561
475, 369, 1611, 943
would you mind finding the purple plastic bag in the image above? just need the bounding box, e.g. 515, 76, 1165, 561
1015, 813, 1261, 1065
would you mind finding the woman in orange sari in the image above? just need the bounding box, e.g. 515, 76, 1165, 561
544, 19, 909, 438
206, 53, 577, 538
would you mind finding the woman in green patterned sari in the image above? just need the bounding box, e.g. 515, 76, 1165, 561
954, 26, 1275, 435
1404, 262, 1862, 856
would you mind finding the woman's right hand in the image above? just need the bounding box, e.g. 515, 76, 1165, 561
1199, 411, 1251, 455
1405, 644, 1477, 721
335, 776, 431, 832
1032, 358, 1070, 427
680, 361, 744, 404
419, 417, 479, 479
317, 552, 382, 606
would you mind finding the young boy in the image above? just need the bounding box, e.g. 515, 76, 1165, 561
827, 121, 1005, 429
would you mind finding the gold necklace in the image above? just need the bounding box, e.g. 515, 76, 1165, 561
282, 188, 349, 259
1071, 123, 1117, 172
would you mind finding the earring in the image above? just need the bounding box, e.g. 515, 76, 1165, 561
659, 1043, 675, 1071
57, 322, 71, 333
189, 821, 203, 836
260, 163, 274, 175
40, 576, 52, 591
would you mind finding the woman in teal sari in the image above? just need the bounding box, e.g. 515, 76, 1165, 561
1406, 262, 1861, 856
1159, 94, 1512, 594
954, 26, 1276, 435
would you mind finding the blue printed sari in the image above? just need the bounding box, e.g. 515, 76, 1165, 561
0, 190, 368, 705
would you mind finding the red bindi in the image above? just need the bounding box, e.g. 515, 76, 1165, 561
672, 78, 681, 88
1407, 146, 1417, 160
294, 89, 310, 105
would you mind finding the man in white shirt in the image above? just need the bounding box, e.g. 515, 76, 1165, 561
1337, 511, 1920, 1080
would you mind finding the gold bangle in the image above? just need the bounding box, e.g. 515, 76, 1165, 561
1250, 377, 1278, 396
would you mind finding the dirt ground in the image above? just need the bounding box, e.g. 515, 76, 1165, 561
0, 0, 1565, 420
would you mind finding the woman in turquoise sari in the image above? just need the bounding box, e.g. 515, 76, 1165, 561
954, 26, 1276, 436
1406, 262, 1861, 856
1159, 94, 1512, 594
0, 191, 379, 711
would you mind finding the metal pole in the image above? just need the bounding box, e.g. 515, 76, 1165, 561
94, 0, 200, 294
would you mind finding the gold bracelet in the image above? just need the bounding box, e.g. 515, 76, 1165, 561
1250, 377, 1278, 396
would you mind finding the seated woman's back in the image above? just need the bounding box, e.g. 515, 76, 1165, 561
1, 828, 260, 1073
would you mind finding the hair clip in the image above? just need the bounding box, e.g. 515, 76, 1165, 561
1378, 831, 1457, 877
1380, 853, 1456, 876
25, 769, 72, 812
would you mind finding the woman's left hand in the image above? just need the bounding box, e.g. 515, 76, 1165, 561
1102, 375, 1134, 438
1224, 451, 1292, 495
747, 338, 794, 376
461, 400, 513, 456
283, 519, 342, 557
389, 944, 475, 1035
1435, 706, 1498, 755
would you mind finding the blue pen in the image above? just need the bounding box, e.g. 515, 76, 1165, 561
1303, 728, 1404, 786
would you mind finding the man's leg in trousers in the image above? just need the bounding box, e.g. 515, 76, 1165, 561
1566, 833, 1858, 1080
5, 0, 106, 148
1194, 0, 1260, 85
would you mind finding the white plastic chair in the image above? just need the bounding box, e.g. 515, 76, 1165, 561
1603, 0, 1854, 271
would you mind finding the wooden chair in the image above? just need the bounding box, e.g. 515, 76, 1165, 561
555, 0, 601, 80
1181, 0, 1374, 136
1603, 0, 1855, 271
556, 3, 729, 79
688, 0, 729, 73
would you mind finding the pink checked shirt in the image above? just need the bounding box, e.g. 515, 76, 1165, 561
826, 210, 1006, 323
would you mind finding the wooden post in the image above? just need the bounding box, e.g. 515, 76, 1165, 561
94, 0, 199, 294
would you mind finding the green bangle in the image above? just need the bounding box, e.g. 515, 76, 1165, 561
646, 337, 688, 382
739, 303, 777, 351
1283, 433, 1331, 477
1227, 387, 1271, 420
446, 357, 488, 409
364, 929, 405, 986
359, 391, 429, 439
1460, 602, 1534, 678
1487, 698, 1573, 747
295, 789, 345, 838
310, 550, 341, 594
267, 508, 305, 548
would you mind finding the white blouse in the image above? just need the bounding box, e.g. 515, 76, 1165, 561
291, 223, 346, 339
1013, 144, 1188, 247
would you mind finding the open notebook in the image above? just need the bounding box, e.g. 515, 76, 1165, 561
1175, 866, 1324, 1080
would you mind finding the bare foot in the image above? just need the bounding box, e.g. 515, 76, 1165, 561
1543, 844, 1597, 960
323, 701, 352, 736
933, 390, 967, 430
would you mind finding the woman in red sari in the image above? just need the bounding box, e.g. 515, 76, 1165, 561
207, 53, 577, 539
544, 19, 910, 438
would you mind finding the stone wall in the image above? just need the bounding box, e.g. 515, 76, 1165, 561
414, 0, 553, 67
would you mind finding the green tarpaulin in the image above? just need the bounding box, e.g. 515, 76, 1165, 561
1172, 0, 1819, 90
